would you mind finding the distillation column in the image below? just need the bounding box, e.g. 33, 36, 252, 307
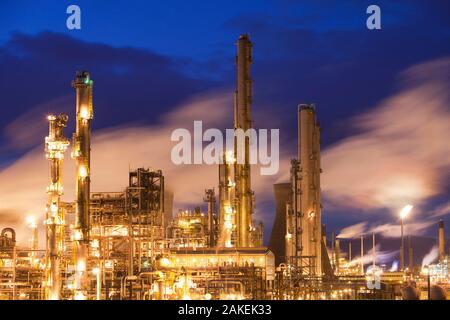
234, 34, 254, 247
290, 105, 322, 276
218, 151, 235, 247
71, 71, 94, 299
44, 114, 70, 300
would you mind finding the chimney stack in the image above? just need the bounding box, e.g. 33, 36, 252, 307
439, 220, 445, 261
348, 241, 352, 262
408, 235, 413, 273
335, 238, 340, 274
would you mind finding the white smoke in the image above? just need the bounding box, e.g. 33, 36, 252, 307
322, 58, 450, 213
368, 221, 434, 238
431, 201, 450, 218
422, 245, 439, 267
337, 222, 367, 239
338, 220, 433, 239
347, 244, 398, 267
390, 260, 399, 272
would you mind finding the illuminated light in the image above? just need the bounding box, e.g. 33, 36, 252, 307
80, 107, 90, 120
50, 203, 58, 214
205, 293, 212, 300
73, 230, 82, 241
224, 206, 233, 215
400, 204, 413, 219
79, 166, 88, 178
285, 233, 292, 240
92, 267, 100, 275
160, 257, 170, 267
225, 151, 236, 164
26, 215, 37, 229
71, 149, 81, 158
50, 292, 59, 300
77, 260, 86, 272
47, 115, 56, 121
91, 239, 99, 248
421, 265, 429, 275
74, 292, 87, 300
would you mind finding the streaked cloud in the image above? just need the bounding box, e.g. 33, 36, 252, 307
322, 58, 450, 213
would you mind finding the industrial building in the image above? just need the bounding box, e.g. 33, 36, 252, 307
0, 34, 449, 300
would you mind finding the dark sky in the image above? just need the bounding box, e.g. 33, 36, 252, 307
1, 0, 449, 251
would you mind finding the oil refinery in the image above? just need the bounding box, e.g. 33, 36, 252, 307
0, 34, 449, 301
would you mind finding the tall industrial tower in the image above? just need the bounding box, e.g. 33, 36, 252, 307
44, 114, 70, 300
218, 151, 235, 247
71, 71, 93, 299
234, 34, 254, 248
287, 105, 322, 276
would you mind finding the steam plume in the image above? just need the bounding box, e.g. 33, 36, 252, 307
322, 58, 450, 212
422, 245, 439, 267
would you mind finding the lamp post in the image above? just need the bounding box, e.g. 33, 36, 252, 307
400, 205, 413, 272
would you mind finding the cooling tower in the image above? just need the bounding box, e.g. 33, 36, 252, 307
269, 183, 291, 265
